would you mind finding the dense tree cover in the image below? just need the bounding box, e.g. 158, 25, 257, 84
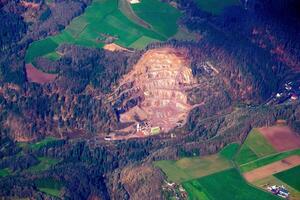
0, 0, 300, 199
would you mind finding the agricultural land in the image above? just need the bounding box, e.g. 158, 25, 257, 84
25, 0, 181, 66
155, 125, 300, 200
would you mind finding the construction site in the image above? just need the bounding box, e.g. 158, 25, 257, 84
107, 47, 197, 140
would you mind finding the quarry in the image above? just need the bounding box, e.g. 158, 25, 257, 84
110, 48, 197, 139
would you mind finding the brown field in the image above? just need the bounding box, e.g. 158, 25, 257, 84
26, 64, 57, 84
258, 126, 300, 151
244, 155, 300, 182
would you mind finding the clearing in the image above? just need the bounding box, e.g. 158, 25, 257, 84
35, 177, 64, 197
27, 157, 59, 173
243, 155, 300, 182
26, 64, 57, 84
258, 126, 300, 152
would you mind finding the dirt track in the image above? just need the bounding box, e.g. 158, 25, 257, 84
258, 126, 300, 151
244, 155, 300, 182
118, 47, 196, 132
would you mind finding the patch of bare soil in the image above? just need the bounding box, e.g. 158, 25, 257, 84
258, 126, 300, 151
120, 165, 164, 200
103, 43, 131, 52
244, 155, 300, 182
26, 64, 57, 84
117, 48, 197, 133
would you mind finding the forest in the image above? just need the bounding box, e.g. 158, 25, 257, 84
0, 0, 300, 199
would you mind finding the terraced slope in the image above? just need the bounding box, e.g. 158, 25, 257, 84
117, 48, 196, 132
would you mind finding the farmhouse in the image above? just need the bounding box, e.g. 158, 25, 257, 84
267, 185, 289, 199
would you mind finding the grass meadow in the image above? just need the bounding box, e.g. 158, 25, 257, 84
154, 154, 232, 183
26, 0, 181, 65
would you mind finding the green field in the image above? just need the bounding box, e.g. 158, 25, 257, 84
18, 137, 60, 151
155, 127, 300, 199
183, 169, 280, 200
195, 0, 240, 15
253, 176, 300, 200
132, 0, 181, 37
0, 168, 11, 177
27, 157, 59, 173
274, 165, 300, 191
234, 129, 277, 165
26, 0, 180, 65
239, 149, 300, 173
35, 177, 64, 197
154, 154, 232, 183
219, 143, 240, 160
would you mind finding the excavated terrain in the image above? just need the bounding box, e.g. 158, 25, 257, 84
114, 48, 196, 133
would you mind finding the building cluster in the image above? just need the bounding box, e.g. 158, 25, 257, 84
136, 122, 160, 136
162, 181, 188, 200
267, 185, 289, 199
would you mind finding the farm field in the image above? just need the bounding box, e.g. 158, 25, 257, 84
243, 155, 300, 182
253, 176, 300, 200
258, 126, 300, 152
156, 126, 300, 200
183, 169, 280, 200
239, 148, 300, 173
195, 0, 240, 15
219, 143, 240, 160
234, 128, 277, 165
25, 0, 181, 65
131, 0, 181, 37
154, 154, 232, 183
274, 165, 300, 191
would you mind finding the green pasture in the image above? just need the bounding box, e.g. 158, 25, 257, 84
239, 148, 300, 173
194, 0, 240, 15
154, 154, 232, 183
219, 143, 240, 160
25, 0, 181, 66
274, 165, 300, 191
234, 129, 277, 165
183, 169, 280, 200
132, 0, 181, 37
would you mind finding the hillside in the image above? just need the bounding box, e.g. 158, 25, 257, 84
0, 0, 300, 199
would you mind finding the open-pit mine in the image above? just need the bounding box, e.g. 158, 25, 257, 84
110, 48, 197, 139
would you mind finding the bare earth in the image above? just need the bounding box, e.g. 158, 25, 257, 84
118, 47, 197, 132
258, 126, 300, 151
103, 43, 130, 52
26, 64, 57, 84
244, 155, 300, 182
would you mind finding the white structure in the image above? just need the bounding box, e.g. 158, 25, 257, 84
128, 0, 140, 4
